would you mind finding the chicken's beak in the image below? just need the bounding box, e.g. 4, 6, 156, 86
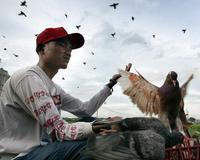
172, 80, 177, 86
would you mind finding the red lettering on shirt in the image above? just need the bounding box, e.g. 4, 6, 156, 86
34, 102, 52, 116
70, 125, 77, 140
51, 95, 61, 105
44, 115, 60, 127
53, 120, 66, 140
25, 90, 49, 105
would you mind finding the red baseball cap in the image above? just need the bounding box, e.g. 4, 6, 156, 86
36, 27, 84, 50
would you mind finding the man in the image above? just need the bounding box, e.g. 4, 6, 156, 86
0, 27, 123, 160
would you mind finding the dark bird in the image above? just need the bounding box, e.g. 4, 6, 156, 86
118, 68, 193, 134
13, 53, 19, 57
111, 32, 116, 38
64, 14, 68, 19
117, 117, 183, 148
93, 67, 96, 70
2, 35, 6, 38
35, 34, 38, 37
18, 11, 27, 17
62, 77, 65, 80
91, 52, 95, 55
20, 1, 27, 7
152, 34, 155, 38
76, 25, 81, 30
3, 48, 7, 51
84, 117, 183, 159
182, 29, 186, 34
83, 62, 86, 65
131, 16, 134, 21
109, 3, 119, 9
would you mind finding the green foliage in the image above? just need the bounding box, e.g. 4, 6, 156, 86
63, 117, 79, 123
188, 123, 200, 138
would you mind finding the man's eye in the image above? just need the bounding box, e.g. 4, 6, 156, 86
57, 42, 65, 47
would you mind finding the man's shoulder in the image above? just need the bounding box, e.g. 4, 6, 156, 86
12, 65, 39, 77
10, 66, 40, 85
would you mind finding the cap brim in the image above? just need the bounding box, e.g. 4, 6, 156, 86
66, 33, 85, 49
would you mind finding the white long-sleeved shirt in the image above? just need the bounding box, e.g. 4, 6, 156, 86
0, 65, 112, 156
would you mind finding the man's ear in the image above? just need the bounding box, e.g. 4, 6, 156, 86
39, 48, 45, 55
38, 50, 44, 56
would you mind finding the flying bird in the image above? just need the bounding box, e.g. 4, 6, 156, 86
76, 25, 81, 30
111, 32, 116, 38
91, 52, 95, 55
13, 53, 19, 57
118, 68, 193, 134
109, 3, 119, 9
182, 29, 186, 34
131, 16, 134, 21
3, 48, 7, 51
64, 14, 68, 19
2, 35, 6, 38
83, 62, 86, 65
18, 11, 27, 17
152, 34, 156, 38
20, 1, 27, 7
62, 77, 65, 80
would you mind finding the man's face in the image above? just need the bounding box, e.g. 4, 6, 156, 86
42, 40, 72, 69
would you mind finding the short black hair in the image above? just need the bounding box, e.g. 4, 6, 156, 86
36, 44, 45, 54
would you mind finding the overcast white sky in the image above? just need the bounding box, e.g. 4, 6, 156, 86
0, 0, 200, 119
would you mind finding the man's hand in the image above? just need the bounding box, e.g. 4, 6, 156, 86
106, 63, 132, 89
92, 123, 112, 134
92, 116, 123, 135
106, 74, 121, 89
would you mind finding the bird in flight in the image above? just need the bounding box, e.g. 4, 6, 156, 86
131, 16, 134, 21
13, 54, 19, 57
182, 29, 186, 34
152, 34, 155, 38
18, 11, 27, 17
76, 25, 81, 30
20, 1, 27, 7
109, 3, 119, 9
118, 67, 193, 134
64, 14, 68, 19
111, 32, 116, 38
91, 52, 95, 55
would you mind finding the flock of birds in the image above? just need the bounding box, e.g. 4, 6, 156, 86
1, 1, 195, 135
